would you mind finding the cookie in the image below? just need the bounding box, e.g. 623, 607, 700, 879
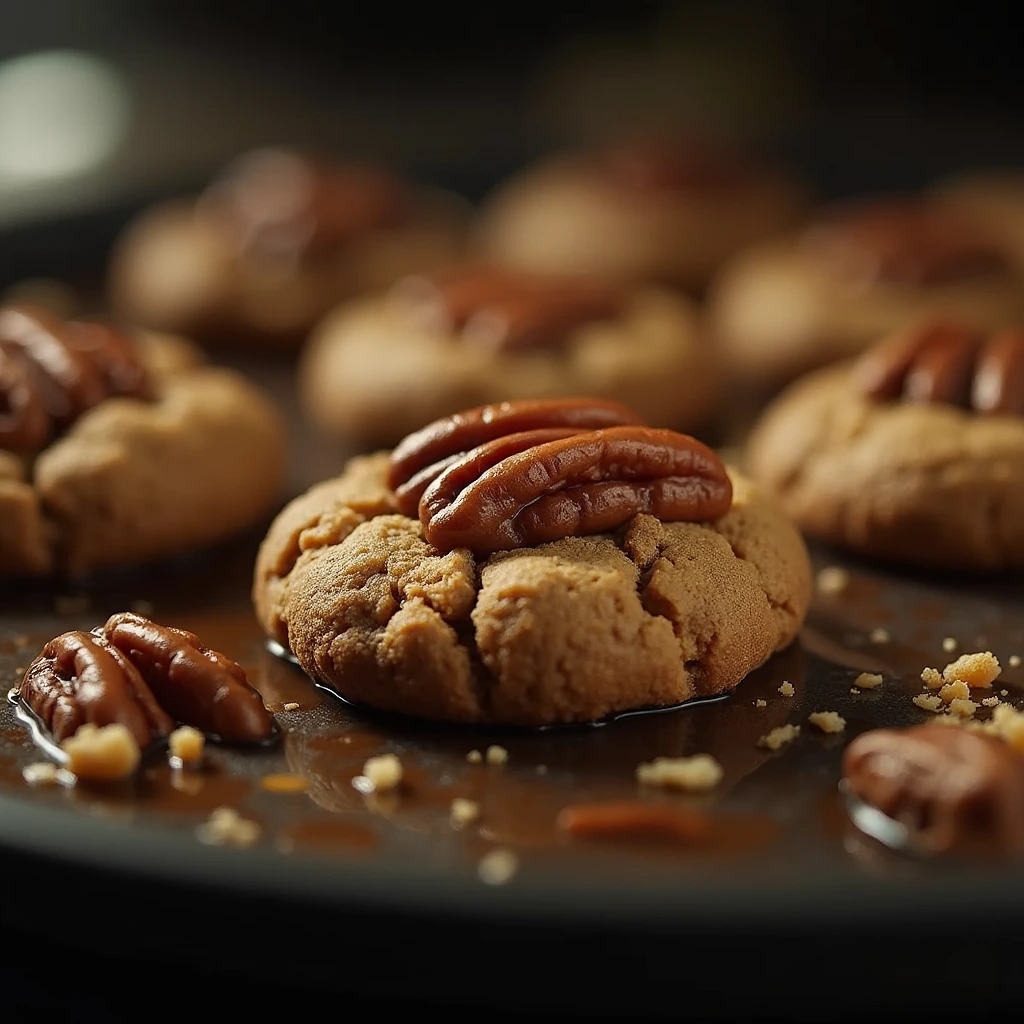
0, 305, 286, 576
254, 397, 810, 726
473, 136, 808, 292
710, 198, 1024, 389
108, 148, 467, 349
746, 320, 1024, 570
298, 265, 721, 448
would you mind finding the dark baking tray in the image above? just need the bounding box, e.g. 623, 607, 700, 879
3, 351, 1024, 1019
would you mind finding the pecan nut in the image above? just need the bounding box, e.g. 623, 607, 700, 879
0, 306, 151, 454
19, 630, 174, 748
392, 266, 625, 352
198, 149, 408, 261
419, 424, 733, 554
387, 396, 645, 515
842, 724, 1024, 854
855, 321, 1024, 415
103, 613, 276, 744
803, 200, 1010, 286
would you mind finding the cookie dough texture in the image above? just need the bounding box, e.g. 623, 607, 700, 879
254, 455, 810, 725
1, 332, 286, 577
299, 287, 719, 448
709, 238, 1024, 388
747, 363, 1024, 569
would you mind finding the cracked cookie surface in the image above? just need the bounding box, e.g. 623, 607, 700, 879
747, 362, 1024, 569
253, 454, 810, 725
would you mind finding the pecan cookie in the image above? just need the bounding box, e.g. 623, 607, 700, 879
473, 135, 808, 292
747, 320, 1024, 570
298, 265, 720, 447
710, 198, 1024, 390
0, 305, 286, 576
108, 148, 467, 349
254, 398, 810, 726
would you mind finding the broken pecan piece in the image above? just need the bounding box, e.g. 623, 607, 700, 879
392, 266, 625, 352
419, 424, 733, 554
842, 724, 1024, 854
387, 396, 644, 514
19, 630, 173, 748
103, 613, 275, 744
854, 321, 1024, 415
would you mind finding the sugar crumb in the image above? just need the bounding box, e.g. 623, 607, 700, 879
168, 725, 204, 765
485, 744, 509, 766
921, 667, 943, 689
942, 637, 958, 653
938, 679, 970, 704
61, 723, 140, 781
282, 701, 300, 711
913, 694, 944, 712
982, 696, 1002, 708
466, 749, 483, 764
758, 724, 800, 750
355, 753, 403, 793
808, 711, 846, 734
1001, 689, 1010, 697
196, 807, 261, 848
943, 651, 1000, 688
778, 681, 795, 697
450, 798, 480, 828
948, 698, 979, 719
22, 762, 60, 786
816, 566, 849, 595
478, 848, 518, 886
854, 672, 884, 690
635, 754, 723, 791
869, 628, 890, 644
755, 699, 767, 708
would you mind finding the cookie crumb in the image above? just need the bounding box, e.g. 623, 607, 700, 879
1002, 689, 1010, 697
485, 744, 509, 766
943, 651, 1000, 688
22, 762, 60, 786
990, 705, 1024, 752
816, 566, 849, 595
939, 680, 970, 704
1010, 656, 1022, 669
196, 807, 261, 848
913, 694, 944, 713
466, 749, 483, 764
355, 753, 403, 793
450, 798, 480, 828
61, 723, 140, 781
478, 848, 518, 886
130, 599, 155, 617
54, 594, 90, 616
758, 724, 800, 750
282, 702, 300, 711
948, 698, 979, 719
854, 672, 884, 690
755, 699, 767, 708
921, 667, 943, 689
982, 696, 1002, 708
168, 726, 204, 765
635, 754, 723, 791
808, 711, 846, 734
869, 628, 890, 644
536, 764, 548, 775
778, 681, 795, 697
942, 637, 958, 653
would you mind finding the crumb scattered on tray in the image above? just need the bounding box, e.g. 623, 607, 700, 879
355, 753, 403, 792
942, 637, 958, 653
758, 724, 800, 750
196, 807, 261, 848
485, 744, 509, 766
168, 725, 204, 764
948, 698, 979, 719
808, 711, 846, 734
1002, 689, 1010, 697
943, 651, 1001, 688
466, 749, 483, 764
982, 696, 1002, 708
869, 628, 890, 644
816, 566, 849, 595
1010, 655, 1022, 669
61, 723, 139, 781
921, 667, 943, 689
282, 701, 300, 711
778, 681, 795, 697
451, 798, 480, 828
478, 848, 518, 886
635, 754, 723, 791
854, 672, 884, 690
939, 680, 970, 704
755, 699, 767, 708
22, 762, 61, 786
913, 694, 944, 712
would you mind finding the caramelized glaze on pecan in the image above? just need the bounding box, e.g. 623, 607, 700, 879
199, 148, 408, 261
392, 267, 625, 352
0, 306, 151, 454
418, 423, 733, 555
855, 321, 1024, 415
19, 630, 174, 747
103, 613, 275, 744
843, 724, 1024, 854
387, 397, 645, 515
804, 200, 1010, 286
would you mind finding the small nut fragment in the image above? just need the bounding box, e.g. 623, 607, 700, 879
196, 807, 261, 848
808, 711, 846, 734
635, 754, 723, 791
450, 798, 480, 828
485, 744, 508, 766
943, 651, 1001, 689
816, 567, 849, 595
758, 724, 800, 750
557, 800, 711, 842
61, 723, 140, 781
778, 681, 795, 697
358, 753, 403, 792
913, 694, 944, 713
854, 672, 884, 690
477, 848, 519, 885
168, 725, 204, 764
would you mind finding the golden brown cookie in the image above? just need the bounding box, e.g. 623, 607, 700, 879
473, 136, 808, 293
0, 306, 286, 577
746, 321, 1024, 570
710, 198, 1024, 390
298, 266, 720, 448
253, 399, 810, 726
108, 148, 468, 350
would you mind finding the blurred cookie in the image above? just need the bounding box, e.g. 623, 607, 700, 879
473, 135, 808, 292
747, 319, 1024, 570
0, 304, 286, 576
253, 397, 810, 726
298, 265, 721, 448
108, 148, 468, 350
710, 198, 1024, 390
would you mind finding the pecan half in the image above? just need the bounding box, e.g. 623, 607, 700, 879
0, 305, 151, 454
19, 630, 173, 748
392, 266, 625, 352
387, 396, 645, 515
103, 613, 275, 744
803, 200, 1010, 286
419, 424, 733, 554
855, 321, 1024, 415
198, 148, 408, 261
842, 724, 1024, 854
